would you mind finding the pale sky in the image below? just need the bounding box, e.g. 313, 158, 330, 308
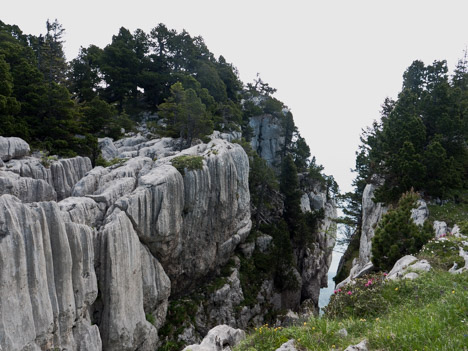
3, 0, 468, 192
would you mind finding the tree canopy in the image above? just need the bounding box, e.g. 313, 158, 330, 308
354, 59, 468, 204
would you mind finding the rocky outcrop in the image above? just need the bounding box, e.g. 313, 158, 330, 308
0, 195, 100, 351
249, 115, 284, 167
0, 170, 56, 202
182, 325, 246, 351
0, 135, 251, 351
275, 340, 297, 351
337, 186, 433, 289
176, 179, 337, 344
336, 183, 387, 288
4, 155, 92, 200
97, 209, 161, 350
410, 199, 429, 226
98, 137, 119, 161
299, 185, 337, 312
449, 246, 468, 274
386, 255, 431, 280
358, 183, 387, 268
97, 134, 178, 161
0, 136, 30, 161
344, 340, 369, 351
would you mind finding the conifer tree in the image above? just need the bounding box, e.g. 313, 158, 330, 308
372, 191, 433, 271
158, 82, 213, 149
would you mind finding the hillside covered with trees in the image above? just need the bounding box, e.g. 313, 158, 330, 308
0, 20, 307, 162
335, 55, 468, 286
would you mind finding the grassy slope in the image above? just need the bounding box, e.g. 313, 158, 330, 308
236, 236, 468, 351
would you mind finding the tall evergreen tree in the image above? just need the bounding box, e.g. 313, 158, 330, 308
157, 82, 213, 148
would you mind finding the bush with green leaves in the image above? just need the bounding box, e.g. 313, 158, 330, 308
170, 155, 204, 175
325, 273, 389, 319
371, 190, 434, 271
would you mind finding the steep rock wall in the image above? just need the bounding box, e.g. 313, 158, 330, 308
170, 181, 337, 346
0, 195, 100, 351
249, 115, 284, 168
336, 183, 429, 288
0, 135, 251, 351
336, 183, 387, 288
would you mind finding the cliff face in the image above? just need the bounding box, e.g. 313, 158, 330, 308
336, 182, 430, 288
171, 184, 336, 345
0, 135, 250, 351
0, 125, 335, 350
298, 177, 337, 309
249, 114, 284, 168
336, 183, 387, 288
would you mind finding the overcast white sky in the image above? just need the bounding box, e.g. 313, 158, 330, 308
3, 0, 468, 192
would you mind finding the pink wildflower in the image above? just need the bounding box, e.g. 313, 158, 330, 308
347, 291, 352, 295
338, 288, 342, 292
383, 273, 388, 277
334, 290, 337, 294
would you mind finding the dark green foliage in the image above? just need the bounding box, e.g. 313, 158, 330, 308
239, 221, 299, 309
145, 313, 156, 326
269, 220, 299, 292
249, 150, 279, 228
100, 27, 143, 111
280, 154, 302, 234
157, 82, 214, 148
37, 19, 68, 85
79, 97, 133, 139
291, 135, 310, 172
158, 298, 199, 351
0, 55, 21, 136
171, 155, 204, 175
355, 59, 468, 204
371, 191, 434, 271
67, 45, 103, 102
195, 62, 227, 102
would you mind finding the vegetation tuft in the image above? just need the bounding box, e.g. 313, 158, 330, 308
171, 155, 204, 175
371, 190, 434, 271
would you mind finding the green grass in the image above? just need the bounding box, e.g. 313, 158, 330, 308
427, 200, 468, 227
236, 235, 468, 351
236, 271, 468, 350
418, 237, 468, 270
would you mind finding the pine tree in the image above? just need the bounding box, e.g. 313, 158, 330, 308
157, 82, 213, 149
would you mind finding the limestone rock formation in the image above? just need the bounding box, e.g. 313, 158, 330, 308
0, 135, 252, 351
0, 136, 30, 161
336, 183, 433, 289
386, 255, 431, 280
336, 182, 387, 288
344, 339, 369, 351
0, 195, 100, 351
358, 183, 387, 268
0, 170, 56, 202
4, 155, 92, 200
182, 325, 246, 351
299, 186, 337, 312
410, 199, 429, 226
275, 339, 297, 351
249, 114, 284, 167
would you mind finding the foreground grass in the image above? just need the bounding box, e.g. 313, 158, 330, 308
236, 269, 468, 350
